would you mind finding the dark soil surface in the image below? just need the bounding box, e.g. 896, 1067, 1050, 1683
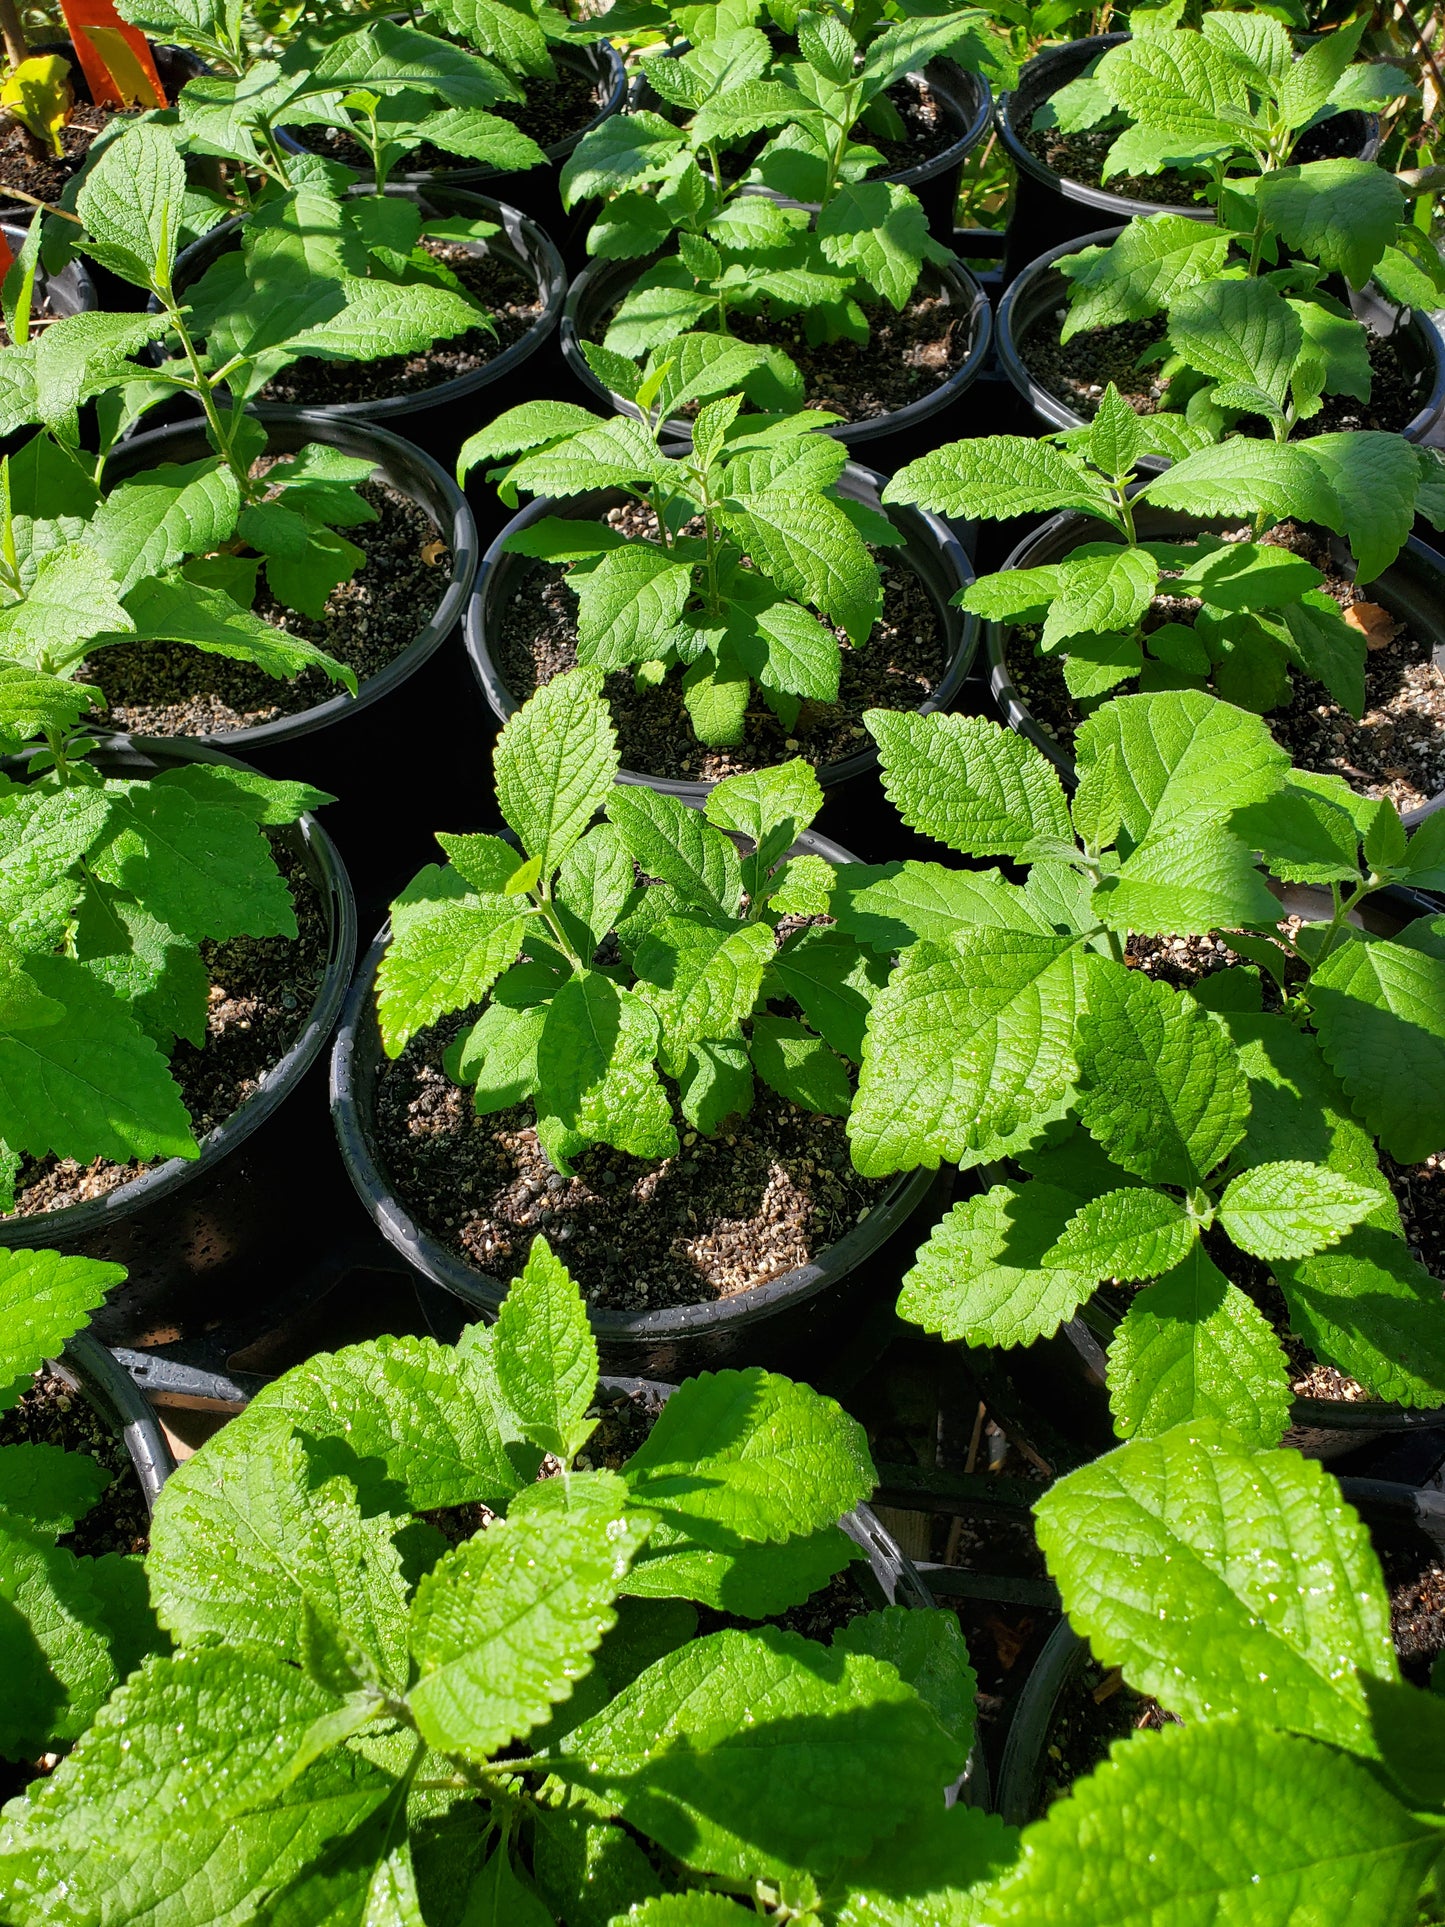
89, 479, 451, 736
493, 502, 948, 781
372, 1007, 887, 1311
1000, 524, 1445, 815
0, 1369, 148, 1556
1038, 1648, 1178, 1812
1384, 1539, 1445, 1688
7, 839, 330, 1218
295, 58, 607, 171
259, 248, 543, 406
0, 102, 110, 203
1022, 311, 1427, 438
859, 71, 967, 173
1021, 105, 1362, 203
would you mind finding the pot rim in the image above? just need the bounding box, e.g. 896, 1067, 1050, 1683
0, 733, 358, 1247
996, 225, 1445, 455
463, 461, 976, 800
50, 1330, 177, 1513
102, 408, 480, 753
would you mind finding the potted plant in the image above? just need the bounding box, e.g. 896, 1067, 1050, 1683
458, 391, 973, 794
0, 1239, 1015, 1922
0, 1243, 172, 1780
557, 18, 995, 472
982, 1419, 1442, 1916
845, 689, 1445, 1457
332, 668, 950, 1377
993, 14, 1398, 277
883, 401, 1445, 822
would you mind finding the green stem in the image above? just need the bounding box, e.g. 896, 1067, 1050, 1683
532, 892, 583, 969
155, 281, 258, 501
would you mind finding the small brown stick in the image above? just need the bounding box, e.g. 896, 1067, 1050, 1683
0, 0, 27, 69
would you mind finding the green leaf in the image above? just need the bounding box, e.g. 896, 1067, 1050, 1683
989, 1719, 1436, 1927
0, 953, 195, 1166
868, 710, 1074, 861
1141, 437, 1344, 530
0, 542, 131, 672
607, 785, 742, 919
456, 1001, 545, 1114
899, 1180, 1100, 1347
407, 1496, 648, 1759
560, 110, 688, 207
90, 778, 295, 941
681, 652, 751, 748
833, 1605, 977, 1754
621, 1367, 873, 1546
1096, 29, 1252, 146
634, 918, 773, 1073
717, 491, 879, 646
1277, 1226, 1445, 1408
0, 1249, 121, 1409
767, 928, 887, 1064
1073, 688, 1290, 843
1042, 546, 1159, 650
816, 180, 929, 309
150, 762, 330, 827
0, 665, 99, 752
1256, 158, 1406, 289
1085, 384, 1145, 479
531, 1782, 666, 1927
705, 759, 822, 875
1309, 917, 1445, 1161
1168, 276, 1302, 410
0, 1647, 393, 1927
850, 929, 1087, 1176
1033, 1417, 1397, 1753
1075, 958, 1249, 1187
831, 862, 1046, 952
508, 415, 672, 496
376, 869, 527, 1057
1218, 1158, 1383, 1259
457, 401, 602, 480
1108, 1244, 1292, 1447
827, 1804, 1020, 1927
537, 972, 677, 1165
75, 119, 186, 289
0, 1443, 107, 1534
493, 1235, 598, 1460
1094, 824, 1280, 935
1233, 777, 1361, 884
554, 821, 634, 958
119, 575, 357, 692
623, 1524, 861, 1618
883, 435, 1111, 523
0, 1516, 121, 1756
1289, 429, 1422, 585
749, 1012, 852, 1117
1059, 214, 1232, 336
457, 1844, 553, 1927
550, 1628, 964, 1881
678, 1036, 753, 1134
89, 460, 241, 598
1046, 1185, 1197, 1283
573, 544, 695, 671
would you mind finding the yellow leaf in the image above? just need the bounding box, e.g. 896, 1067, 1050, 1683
1, 55, 74, 159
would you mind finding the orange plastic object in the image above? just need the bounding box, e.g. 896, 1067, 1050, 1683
58, 0, 167, 109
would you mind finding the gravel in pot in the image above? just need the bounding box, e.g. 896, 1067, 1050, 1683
997, 228, 1445, 454
467, 465, 975, 799
0, 736, 358, 1349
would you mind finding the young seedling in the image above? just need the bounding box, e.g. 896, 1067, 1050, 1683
379, 667, 888, 1172
0, 1246, 166, 1763
459, 394, 893, 746
989, 1421, 1443, 1922
0, 676, 330, 1203
884, 393, 1445, 715
851, 689, 1445, 1433
559, 12, 989, 374
0, 1238, 1014, 1924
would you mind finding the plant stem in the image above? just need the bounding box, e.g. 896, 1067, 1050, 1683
0, 0, 29, 71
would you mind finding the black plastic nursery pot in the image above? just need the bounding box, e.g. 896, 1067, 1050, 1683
102, 408, 482, 916
0, 734, 358, 1353
985, 507, 1445, 829
994, 1479, 1445, 1825
330, 829, 953, 1383
279, 39, 625, 274
464, 462, 976, 819
996, 227, 1445, 452
560, 248, 995, 480
52, 1330, 177, 1512
0, 217, 95, 458
982, 876, 1445, 1469
162, 187, 565, 468
993, 33, 1380, 284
